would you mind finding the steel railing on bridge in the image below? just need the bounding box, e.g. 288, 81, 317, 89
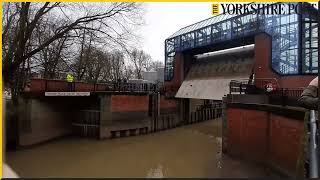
229, 79, 304, 105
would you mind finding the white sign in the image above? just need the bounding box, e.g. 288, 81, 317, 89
45, 92, 90, 96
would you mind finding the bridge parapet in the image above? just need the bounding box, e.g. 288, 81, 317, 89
28, 78, 163, 93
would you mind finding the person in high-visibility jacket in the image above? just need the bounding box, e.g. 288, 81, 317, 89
66, 73, 74, 91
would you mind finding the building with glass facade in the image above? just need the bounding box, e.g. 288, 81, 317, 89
164, 2, 318, 81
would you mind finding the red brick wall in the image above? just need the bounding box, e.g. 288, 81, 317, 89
226, 107, 305, 175
254, 33, 278, 83
29, 79, 109, 92
46, 80, 68, 91
227, 108, 268, 160
75, 82, 95, 91
95, 84, 109, 91
164, 52, 184, 92
269, 114, 304, 173
30, 79, 46, 92
279, 76, 315, 89
254, 33, 316, 89
111, 95, 149, 112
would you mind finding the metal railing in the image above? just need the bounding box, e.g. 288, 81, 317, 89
308, 110, 318, 178
229, 79, 303, 97
188, 107, 222, 124
229, 78, 281, 95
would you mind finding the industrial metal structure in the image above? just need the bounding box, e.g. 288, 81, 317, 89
164, 2, 318, 93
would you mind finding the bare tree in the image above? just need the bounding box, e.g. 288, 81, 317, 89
86, 48, 108, 83
34, 20, 69, 79
129, 48, 152, 79
149, 60, 164, 71
109, 51, 126, 81
2, 2, 145, 103
72, 29, 96, 81
123, 65, 134, 80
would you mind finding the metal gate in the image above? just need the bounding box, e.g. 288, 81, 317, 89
72, 110, 100, 138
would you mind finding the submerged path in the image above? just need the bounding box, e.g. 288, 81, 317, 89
6, 119, 276, 178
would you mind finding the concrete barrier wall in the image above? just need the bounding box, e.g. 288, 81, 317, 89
224, 104, 306, 177
16, 96, 100, 147
15, 93, 181, 144
19, 99, 72, 146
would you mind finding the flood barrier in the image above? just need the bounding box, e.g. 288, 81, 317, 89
72, 110, 100, 138
73, 107, 222, 140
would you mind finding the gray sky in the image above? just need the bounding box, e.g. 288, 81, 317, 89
141, 2, 213, 63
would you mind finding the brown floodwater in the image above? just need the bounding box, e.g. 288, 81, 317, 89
6, 119, 276, 178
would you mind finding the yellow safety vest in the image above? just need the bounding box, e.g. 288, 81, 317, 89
66, 74, 74, 83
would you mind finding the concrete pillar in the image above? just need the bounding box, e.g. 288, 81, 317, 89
179, 98, 191, 125
99, 94, 112, 139
156, 93, 160, 130
18, 97, 32, 133
179, 99, 183, 125
150, 93, 160, 132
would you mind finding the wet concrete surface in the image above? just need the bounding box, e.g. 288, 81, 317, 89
6, 119, 278, 178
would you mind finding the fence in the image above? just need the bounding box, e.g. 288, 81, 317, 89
187, 107, 222, 124
152, 107, 222, 132
229, 79, 304, 106
152, 114, 180, 132
72, 106, 222, 138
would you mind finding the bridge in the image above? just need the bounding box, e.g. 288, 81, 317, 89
8, 78, 222, 148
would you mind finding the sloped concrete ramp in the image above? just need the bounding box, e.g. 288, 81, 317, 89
176, 56, 254, 100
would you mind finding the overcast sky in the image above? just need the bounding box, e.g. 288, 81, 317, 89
141, 2, 213, 63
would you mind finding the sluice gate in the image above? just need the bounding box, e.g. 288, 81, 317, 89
107, 92, 223, 139
72, 110, 100, 138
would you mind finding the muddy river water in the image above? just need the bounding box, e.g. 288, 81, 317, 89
6, 119, 277, 178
